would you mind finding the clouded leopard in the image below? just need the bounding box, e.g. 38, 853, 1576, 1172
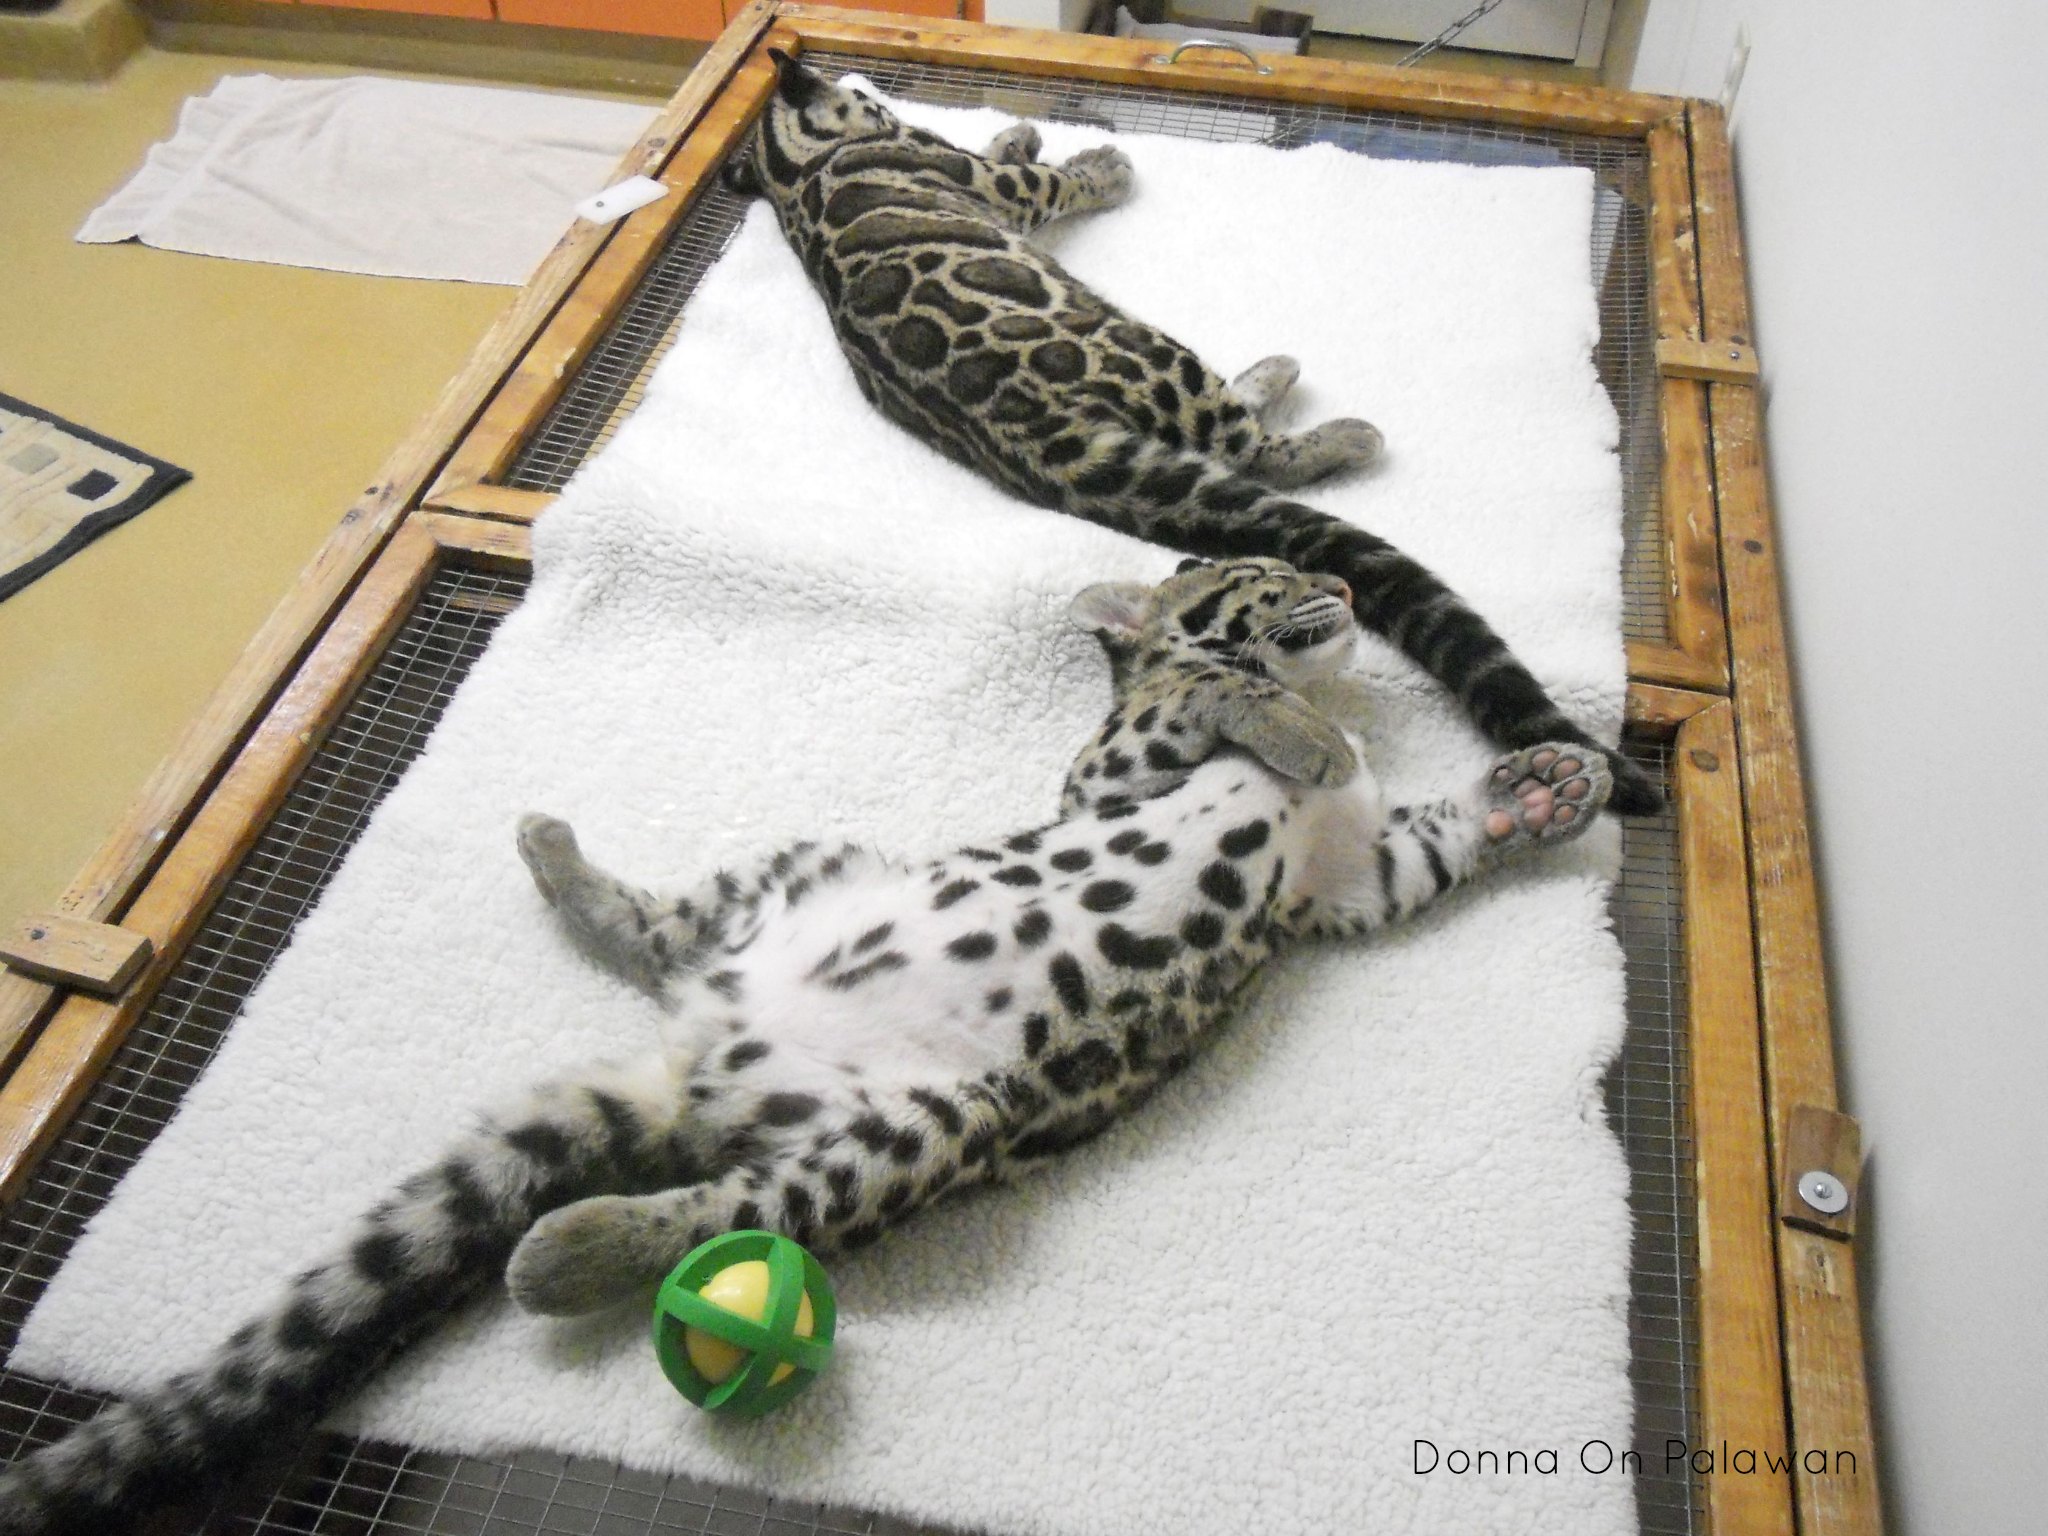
726, 49, 1657, 816
0, 559, 1613, 1534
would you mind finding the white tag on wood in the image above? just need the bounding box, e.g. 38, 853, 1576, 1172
575, 175, 668, 225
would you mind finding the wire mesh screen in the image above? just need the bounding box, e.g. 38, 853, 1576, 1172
0, 552, 1701, 1534
503, 51, 1668, 646
1604, 739, 1706, 1534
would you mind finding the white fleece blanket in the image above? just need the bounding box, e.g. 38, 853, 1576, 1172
76, 75, 656, 284
21, 88, 1636, 1536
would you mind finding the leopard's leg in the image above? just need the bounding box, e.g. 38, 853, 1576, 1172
1244, 418, 1385, 487
976, 142, 1134, 232
1287, 744, 1611, 939
518, 816, 860, 992
506, 1084, 1007, 1315
1214, 358, 1381, 486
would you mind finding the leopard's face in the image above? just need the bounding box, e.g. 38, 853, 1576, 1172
1073, 558, 1357, 689
732, 51, 900, 199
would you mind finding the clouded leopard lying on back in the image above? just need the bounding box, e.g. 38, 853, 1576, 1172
726, 50, 1657, 816
0, 559, 1612, 1536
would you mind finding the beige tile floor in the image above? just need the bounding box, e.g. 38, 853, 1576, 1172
0, 49, 662, 931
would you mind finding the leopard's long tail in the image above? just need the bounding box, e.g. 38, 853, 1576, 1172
0, 1055, 693, 1536
1057, 441, 1660, 816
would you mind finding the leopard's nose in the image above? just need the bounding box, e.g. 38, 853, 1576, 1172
1323, 577, 1353, 606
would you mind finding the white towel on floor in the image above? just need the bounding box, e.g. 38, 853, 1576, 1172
76, 74, 657, 284
22, 86, 1637, 1536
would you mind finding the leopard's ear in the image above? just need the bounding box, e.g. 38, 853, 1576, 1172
1068, 582, 1153, 641
1174, 557, 1209, 575
721, 154, 760, 196
768, 47, 821, 107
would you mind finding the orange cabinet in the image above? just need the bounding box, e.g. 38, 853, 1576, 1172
283, 2, 973, 45
496, 0, 727, 41
304, 0, 498, 19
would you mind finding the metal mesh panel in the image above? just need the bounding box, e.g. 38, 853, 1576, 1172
1606, 739, 1706, 1533
503, 51, 1668, 645
0, 568, 1701, 1533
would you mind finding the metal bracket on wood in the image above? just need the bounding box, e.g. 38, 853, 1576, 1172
1658, 335, 1761, 384
0, 914, 154, 996
1778, 1103, 1862, 1240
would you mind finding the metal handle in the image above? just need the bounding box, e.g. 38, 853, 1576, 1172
1152, 39, 1274, 76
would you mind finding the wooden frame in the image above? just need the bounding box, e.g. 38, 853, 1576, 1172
0, 11, 1880, 1536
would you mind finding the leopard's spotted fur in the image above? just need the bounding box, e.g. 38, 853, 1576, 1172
725, 50, 1658, 816
0, 561, 1615, 1536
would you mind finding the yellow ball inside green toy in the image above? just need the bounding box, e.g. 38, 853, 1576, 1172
652, 1231, 836, 1417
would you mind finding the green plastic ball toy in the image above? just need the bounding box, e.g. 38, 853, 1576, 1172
652, 1230, 836, 1417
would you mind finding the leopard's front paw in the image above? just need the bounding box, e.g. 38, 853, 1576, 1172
1248, 698, 1358, 788
986, 122, 1043, 165
1063, 145, 1134, 207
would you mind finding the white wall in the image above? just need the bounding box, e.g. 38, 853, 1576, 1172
1632, 5, 2048, 1533
982, 0, 1096, 32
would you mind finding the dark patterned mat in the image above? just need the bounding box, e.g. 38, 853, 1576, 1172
0, 391, 190, 602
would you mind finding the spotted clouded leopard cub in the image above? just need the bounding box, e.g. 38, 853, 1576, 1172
725, 49, 1657, 816
0, 559, 1611, 1536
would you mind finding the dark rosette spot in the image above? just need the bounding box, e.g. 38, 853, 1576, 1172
948, 349, 1020, 405
1080, 880, 1135, 913
846, 262, 913, 317
1049, 952, 1089, 1013
888, 315, 949, 369
1043, 1039, 1121, 1096
1199, 862, 1246, 909
758, 1092, 821, 1127
954, 255, 1052, 308
913, 278, 990, 326
1097, 923, 1179, 969
946, 931, 999, 962
992, 314, 1053, 341
1219, 820, 1271, 858
1029, 340, 1088, 383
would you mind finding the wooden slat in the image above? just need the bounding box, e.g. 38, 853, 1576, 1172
1690, 99, 1885, 1536
1689, 102, 1756, 354
1660, 335, 1761, 384
421, 480, 559, 525
1630, 111, 1731, 697
412, 512, 537, 569
0, 916, 151, 997
1647, 114, 1703, 349
1675, 700, 1796, 1536
1778, 1103, 1861, 1241
0, 519, 444, 1205
0, 0, 783, 1081
1651, 374, 1731, 691
1624, 681, 1718, 733
429, 52, 779, 498
1627, 636, 1725, 694
775, 5, 1676, 133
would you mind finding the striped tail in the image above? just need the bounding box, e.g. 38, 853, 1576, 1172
0, 1055, 692, 1536
1064, 445, 1661, 816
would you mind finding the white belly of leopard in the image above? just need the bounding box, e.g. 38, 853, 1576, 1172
668, 747, 1386, 1088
